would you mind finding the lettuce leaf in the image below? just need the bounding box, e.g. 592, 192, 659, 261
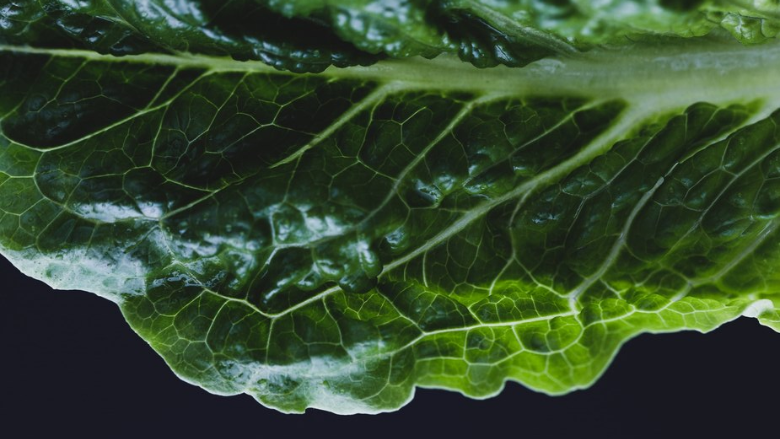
2, 0, 780, 414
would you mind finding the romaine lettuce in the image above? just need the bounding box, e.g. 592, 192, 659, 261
2, 0, 780, 414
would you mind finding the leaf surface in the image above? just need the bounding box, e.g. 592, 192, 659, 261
7, 0, 780, 71
3, 0, 780, 414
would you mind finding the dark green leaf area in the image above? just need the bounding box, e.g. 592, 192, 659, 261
102, 0, 379, 72
659, 0, 705, 12
2, 58, 175, 148
259, 0, 780, 66
515, 102, 754, 292
628, 110, 780, 293
438, 8, 558, 68
262, 0, 570, 67
7, 0, 780, 75
0, 0, 157, 55
0, 53, 49, 120
0, 0, 378, 71
3, 56, 780, 412
147, 88, 624, 315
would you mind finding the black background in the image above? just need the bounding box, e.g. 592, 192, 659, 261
1, 255, 777, 437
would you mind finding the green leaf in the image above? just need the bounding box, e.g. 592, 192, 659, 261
3, 0, 780, 414
7, 0, 780, 72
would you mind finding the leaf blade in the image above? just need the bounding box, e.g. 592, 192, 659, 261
2, 37, 780, 413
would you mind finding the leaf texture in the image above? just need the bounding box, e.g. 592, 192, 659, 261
6, 0, 780, 72
3, 0, 780, 414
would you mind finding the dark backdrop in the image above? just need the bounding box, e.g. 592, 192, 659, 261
1, 255, 776, 437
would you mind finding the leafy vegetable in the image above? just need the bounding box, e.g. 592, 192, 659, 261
2, 0, 780, 414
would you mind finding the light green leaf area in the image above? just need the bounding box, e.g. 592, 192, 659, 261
2, 41, 780, 414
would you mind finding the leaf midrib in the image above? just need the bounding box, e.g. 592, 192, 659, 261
4, 40, 780, 104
